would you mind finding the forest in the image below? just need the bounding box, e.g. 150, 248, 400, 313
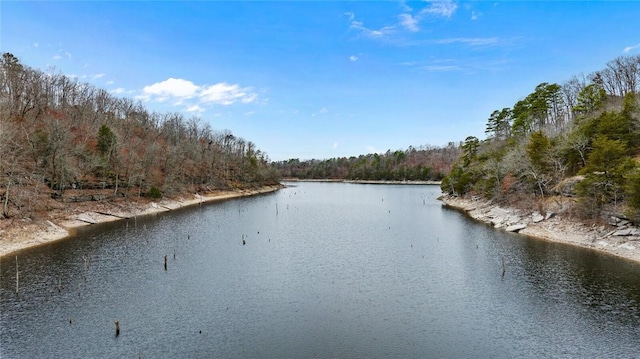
4, 51, 640, 224
0, 53, 279, 219
273, 144, 460, 181
441, 54, 640, 222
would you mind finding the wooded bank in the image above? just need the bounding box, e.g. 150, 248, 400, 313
0, 53, 279, 221
273, 145, 460, 182
441, 54, 640, 224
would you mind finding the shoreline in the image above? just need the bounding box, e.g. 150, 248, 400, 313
439, 195, 640, 265
282, 178, 441, 185
0, 185, 283, 258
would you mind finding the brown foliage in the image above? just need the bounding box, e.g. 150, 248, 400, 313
0, 53, 278, 219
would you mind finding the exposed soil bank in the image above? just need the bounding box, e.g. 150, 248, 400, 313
0, 185, 283, 258
440, 195, 640, 265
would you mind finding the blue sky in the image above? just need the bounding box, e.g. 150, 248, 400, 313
2, 1, 640, 161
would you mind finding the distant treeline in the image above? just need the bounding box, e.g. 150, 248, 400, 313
441, 54, 640, 221
0, 53, 278, 218
273, 144, 461, 181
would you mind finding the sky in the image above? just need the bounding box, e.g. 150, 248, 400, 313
2, 1, 640, 161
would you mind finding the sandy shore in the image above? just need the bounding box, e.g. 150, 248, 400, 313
440, 195, 640, 265
0, 185, 283, 258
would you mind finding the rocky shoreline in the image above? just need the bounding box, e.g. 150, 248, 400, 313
439, 195, 640, 265
0, 185, 283, 258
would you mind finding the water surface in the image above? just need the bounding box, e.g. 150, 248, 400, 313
2, 182, 640, 358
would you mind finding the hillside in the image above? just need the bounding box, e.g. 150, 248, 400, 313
441, 54, 640, 224
0, 53, 279, 222
273, 144, 460, 182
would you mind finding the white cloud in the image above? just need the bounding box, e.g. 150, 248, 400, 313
33, 42, 39, 48
349, 55, 359, 62
106, 80, 115, 85
365, 145, 378, 154
333, 142, 339, 149
111, 87, 126, 94
623, 43, 640, 53
344, 12, 355, 21
471, 11, 480, 20
435, 37, 499, 46
54, 51, 72, 60
200, 82, 256, 105
243, 111, 255, 116
186, 105, 205, 113
140, 78, 259, 111
142, 78, 199, 99
348, 1, 456, 41
399, 0, 412, 12
350, 19, 396, 38
399, 13, 419, 32
312, 108, 328, 116
420, 1, 458, 18
422, 65, 461, 72
93, 73, 105, 79
241, 92, 258, 104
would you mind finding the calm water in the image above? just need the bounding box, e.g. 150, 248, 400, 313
1, 182, 640, 358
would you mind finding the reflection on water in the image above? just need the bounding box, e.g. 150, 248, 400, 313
1, 182, 640, 358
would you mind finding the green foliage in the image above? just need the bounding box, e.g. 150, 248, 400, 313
598, 112, 634, 147
574, 91, 639, 154
526, 131, 551, 171
97, 124, 117, 156
573, 84, 607, 115
274, 145, 460, 181
461, 136, 480, 166
450, 56, 640, 220
485, 108, 512, 140
510, 83, 564, 138
576, 136, 637, 214
622, 91, 639, 118
624, 169, 640, 215
1, 53, 22, 70
440, 162, 477, 195
511, 99, 532, 137
147, 186, 163, 198
579, 135, 630, 176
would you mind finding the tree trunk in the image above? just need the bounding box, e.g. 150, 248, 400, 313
114, 173, 119, 197
3, 180, 9, 218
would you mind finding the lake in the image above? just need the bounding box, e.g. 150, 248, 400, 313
1, 182, 640, 358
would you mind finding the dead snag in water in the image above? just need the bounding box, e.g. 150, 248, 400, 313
15, 256, 19, 295
115, 320, 120, 337
164, 255, 167, 271
501, 257, 506, 277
